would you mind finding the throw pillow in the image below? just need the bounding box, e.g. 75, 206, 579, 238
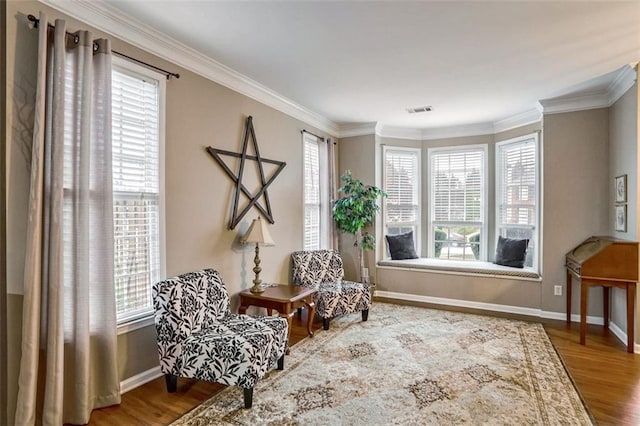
386, 232, 418, 260
494, 236, 529, 268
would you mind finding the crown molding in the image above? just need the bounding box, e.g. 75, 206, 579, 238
373, 108, 542, 142
493, 108, 542, 134
39, 0, 340, 136
336, 122, 377, 138
421, 122, 494, 141
607, 64, 637, 106
539, 90, 611, 115
540, 65, 637, 115
375, 125, 423, 140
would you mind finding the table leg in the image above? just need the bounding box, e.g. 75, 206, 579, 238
238, 304, 248, 315
580, 281, 588, 346
266, 308, 273, 316
627, 284, 635, 353
566, 270, 572, 324
304, 297, 315, 337
603, 287, 610, 328
280, 310, 295, 355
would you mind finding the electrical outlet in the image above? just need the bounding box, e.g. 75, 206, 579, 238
554, 285, 563, 296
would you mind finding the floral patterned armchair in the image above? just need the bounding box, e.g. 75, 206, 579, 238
153, 268, 288, 408
291, 250, 371, 330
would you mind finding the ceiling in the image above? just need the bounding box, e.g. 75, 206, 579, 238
104, 1, 640, 132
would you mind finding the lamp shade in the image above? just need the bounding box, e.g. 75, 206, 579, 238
242, 217, 275, 246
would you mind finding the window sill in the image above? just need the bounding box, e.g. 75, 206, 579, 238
117, 314, 155, 335
377, 258, 541, 281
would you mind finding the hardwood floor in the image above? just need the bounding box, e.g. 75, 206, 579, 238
544, 321, 640, 425
87, 303, 640, 426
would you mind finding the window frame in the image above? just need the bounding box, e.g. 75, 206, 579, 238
382, 145, 422, 256
495, 132, 540, 272
302, 132, 326, 250
427, 144, 488, 261
112, 56, 166, 333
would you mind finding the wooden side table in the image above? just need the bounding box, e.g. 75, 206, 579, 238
566, 269, 636, 353
238, 284, 316, 353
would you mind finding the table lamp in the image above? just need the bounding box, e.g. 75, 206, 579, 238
242, 217, 275, 293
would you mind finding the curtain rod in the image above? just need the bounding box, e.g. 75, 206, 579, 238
301, 129, 326, 142
27, 14, 180, 80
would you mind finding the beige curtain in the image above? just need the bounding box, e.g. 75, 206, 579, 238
15, 13, 120, 425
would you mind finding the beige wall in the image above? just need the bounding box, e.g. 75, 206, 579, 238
608, 82, 638, 338
609, 84, 638, 240
337, 134, 376, 281
5, 1, 336, 421
543, 109, 610, 314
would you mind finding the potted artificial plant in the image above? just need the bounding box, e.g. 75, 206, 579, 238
333, 170, 386, 283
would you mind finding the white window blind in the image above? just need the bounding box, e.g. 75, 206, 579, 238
112, 63, 163, 323
496, 133, 539, 269
303, 134, 321, 250
383, 147, 421, 253
429, 146, 486, 261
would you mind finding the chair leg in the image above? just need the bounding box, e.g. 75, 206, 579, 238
243, 387, 254, 408
323, 318, 330, 330
165, 374, 178, 393
277, 354, 285, 370
362, 309, 369, 322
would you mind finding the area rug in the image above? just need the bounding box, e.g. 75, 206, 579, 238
171, 303, 593, 425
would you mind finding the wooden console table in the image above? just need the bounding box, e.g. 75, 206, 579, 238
238, 285, 316, 353
566, 236, 638, 353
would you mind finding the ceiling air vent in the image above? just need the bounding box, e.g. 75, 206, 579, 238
407, 106, 433, 114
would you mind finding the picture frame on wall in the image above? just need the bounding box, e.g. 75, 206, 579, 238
615, 174, 627, 203
615, 204, 627, 232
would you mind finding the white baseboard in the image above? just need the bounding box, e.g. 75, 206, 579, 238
375, 290, 543, 317
120, 365, 162, 394
609, 321, 627, 349
539, 310, 604, 325
375, 290, 605, 325
608, 321, 640, 353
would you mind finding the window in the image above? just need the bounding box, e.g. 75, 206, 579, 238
382, 146, 421, 253
429, 145, 487, 261
496, 133, 539, 270
303, 133, 328, 250
112, 58, 165, 324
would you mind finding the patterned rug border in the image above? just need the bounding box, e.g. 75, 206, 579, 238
170, 303, 594, 425
546, 334, 596, 424
518, 321, 596, 424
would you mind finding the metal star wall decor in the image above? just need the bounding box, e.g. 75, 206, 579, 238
207, 116, 286, 229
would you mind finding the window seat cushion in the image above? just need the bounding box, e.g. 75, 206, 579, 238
377, 258, 540, 279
